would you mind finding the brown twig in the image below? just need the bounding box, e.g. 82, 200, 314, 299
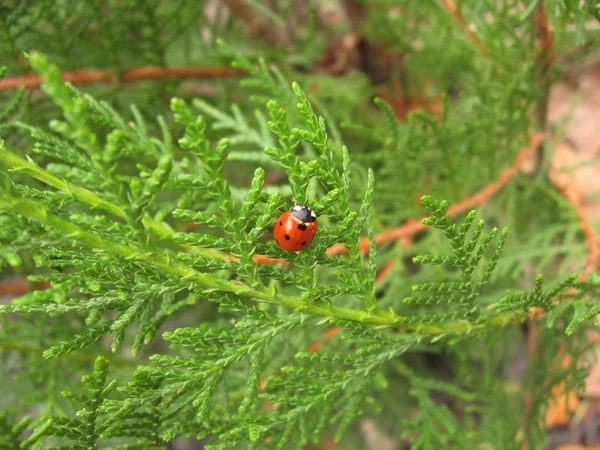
533, 1, 555, 167
522, 6, 562, 444
374, 259, 397, 284
0, 278, 29, 297
534, 3, 555, 64
440, 0, 489, 57
0, 278, 51, 297
0, 66, 247, 92
330, 132, 545, 256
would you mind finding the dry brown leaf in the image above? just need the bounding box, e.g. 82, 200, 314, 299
542, 65, 600, 433
556, 446, 600, 450
546, 349, 581, 428
583, 357, 600, 399
546, 387, 580, 428
548, 142, 584, 203
548, 66, 600, 220
360, 419, 397, 450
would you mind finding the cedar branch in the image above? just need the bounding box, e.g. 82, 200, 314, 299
252, 133, 544, 265
303, 133, 543, 352
0, 194, 527, 333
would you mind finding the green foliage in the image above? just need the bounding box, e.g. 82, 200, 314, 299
0, 414, 51, 450
43, 356, 114, 449
1, 1, 599, 449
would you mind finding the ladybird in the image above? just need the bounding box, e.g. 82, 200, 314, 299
273, 205, 318, 252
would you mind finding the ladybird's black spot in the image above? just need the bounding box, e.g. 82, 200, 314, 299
298, 223, 307, 231
279, 221, 282, 226
301, 240, 307, 246
284, 234, 290, 240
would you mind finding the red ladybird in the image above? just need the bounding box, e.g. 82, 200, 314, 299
273, 205, 318, 252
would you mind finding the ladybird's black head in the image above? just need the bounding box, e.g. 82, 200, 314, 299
289, 205, 317, 223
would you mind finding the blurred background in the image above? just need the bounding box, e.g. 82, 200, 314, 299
1, 1, 600, 449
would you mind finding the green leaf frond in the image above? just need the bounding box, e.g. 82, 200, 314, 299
1, 51, 388, 363
42, 356, 114, 448
0, 413, 50, 450
0, 67, 25, 125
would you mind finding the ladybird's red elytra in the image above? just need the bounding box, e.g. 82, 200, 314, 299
273, 205, 318, 252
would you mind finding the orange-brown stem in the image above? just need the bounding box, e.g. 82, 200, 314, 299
440, 0, 488, 57
0, 66, 247, 92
